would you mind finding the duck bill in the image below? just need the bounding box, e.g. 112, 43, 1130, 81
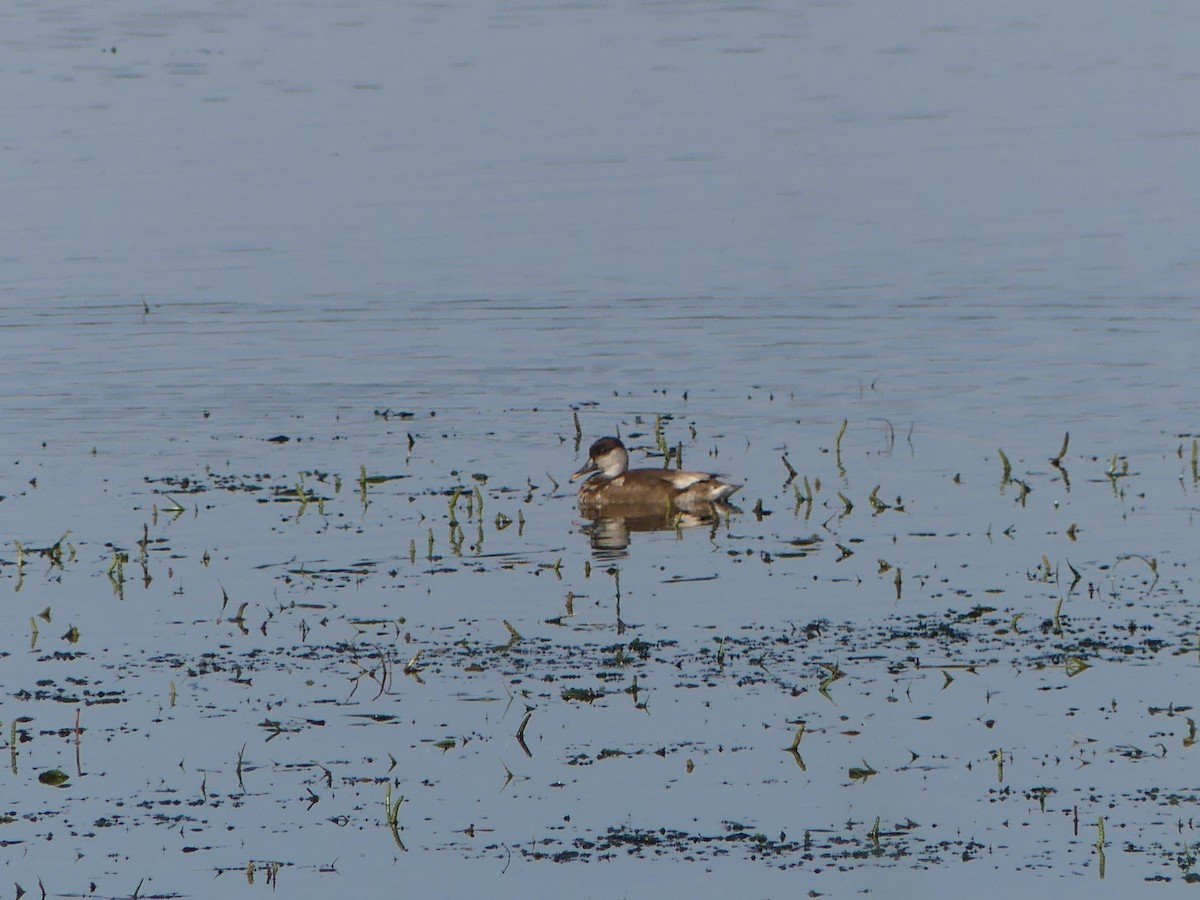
572, 459, 598, 481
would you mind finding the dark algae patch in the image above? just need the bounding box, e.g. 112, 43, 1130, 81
515, 820, 989, 870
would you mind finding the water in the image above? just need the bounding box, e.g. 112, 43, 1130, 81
3, 0, 1200, 897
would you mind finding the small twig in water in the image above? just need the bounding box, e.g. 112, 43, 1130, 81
1050, 432, 1069, 466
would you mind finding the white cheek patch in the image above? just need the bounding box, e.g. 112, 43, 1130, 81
599, 456, 627, 478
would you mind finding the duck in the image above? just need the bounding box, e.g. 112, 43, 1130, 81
571, 436, 741, 512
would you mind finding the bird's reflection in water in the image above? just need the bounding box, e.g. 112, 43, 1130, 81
578, 500, 740, 556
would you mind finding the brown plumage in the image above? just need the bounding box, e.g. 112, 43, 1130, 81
571, 436, 740, 512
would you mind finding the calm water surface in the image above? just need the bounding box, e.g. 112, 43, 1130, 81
3, 0, 1200, 897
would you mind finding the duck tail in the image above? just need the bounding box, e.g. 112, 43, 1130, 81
709, 482, 740, 502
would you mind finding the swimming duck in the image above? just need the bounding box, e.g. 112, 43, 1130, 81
571, 436, 741, 512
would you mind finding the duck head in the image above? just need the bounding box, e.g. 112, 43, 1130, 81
572, 436, 629, 482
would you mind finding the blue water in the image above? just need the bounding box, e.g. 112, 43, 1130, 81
6, 0, 1198, 304
5, 0, 1199, 458
3, 1, 1200, 897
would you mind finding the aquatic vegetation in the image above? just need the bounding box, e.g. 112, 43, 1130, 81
3, 420, 1200, 897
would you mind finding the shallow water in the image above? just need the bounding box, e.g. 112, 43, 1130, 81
4, 0, 1200, 897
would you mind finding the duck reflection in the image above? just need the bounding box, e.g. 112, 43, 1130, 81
578, 499, 740, 554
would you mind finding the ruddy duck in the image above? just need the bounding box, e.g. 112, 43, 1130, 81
571, 436, 741, 511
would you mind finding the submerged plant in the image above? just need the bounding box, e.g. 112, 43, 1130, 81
384, 783, 406, 850
848, 760, 877, 783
